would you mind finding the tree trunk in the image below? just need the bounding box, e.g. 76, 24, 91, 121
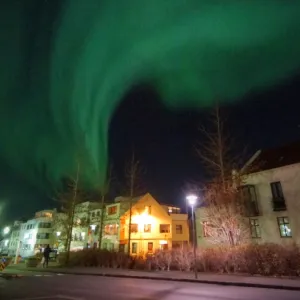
98, 194, 105, 249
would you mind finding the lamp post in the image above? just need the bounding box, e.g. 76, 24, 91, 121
186, 194, 198, 279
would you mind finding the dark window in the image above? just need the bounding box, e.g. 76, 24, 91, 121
240, 185, 259, 216
36, 233, 50, 239
271, 182, 286, 211
38, 222, 51, 229
144, 224, 151, 233
249, 219, 261, 238
277, 217, 292, 237
148, 242, 153, 253
130, 224, 138, 233
132, 242, 137, 254
91, 212, 95, 218
175, 225, 183, 234
108, 206, 117, 215
160, 224, 170, 233
97, 211, 100, 217
119, 244, 125, 252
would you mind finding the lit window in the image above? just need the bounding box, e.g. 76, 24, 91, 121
130, 224, 138, 233
175, 225, 183, 234
250, 219, 261, 238
132, 242, 137, 254
148, 242, 153, 253
277, 217, 292, 237
108, 206, 117, 215
144, 224, 151, 233
145, 206, 151, 215
160, 224, 170, 233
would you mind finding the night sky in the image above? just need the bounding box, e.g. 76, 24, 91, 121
1, 1, 300, 226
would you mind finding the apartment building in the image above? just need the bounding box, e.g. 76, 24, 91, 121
70, 201, 102, 251
102, 196, 134, 251
19, 209, 56, 257
4, 194, 189, 256
196, 141, 300, 247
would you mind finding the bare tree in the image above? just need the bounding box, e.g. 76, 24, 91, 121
124, 152, 145, 255
54, 162, 81, 265
196, 105, 250, 246
97, 165, 113, 249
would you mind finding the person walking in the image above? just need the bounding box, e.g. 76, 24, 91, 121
43, 245, 52, 268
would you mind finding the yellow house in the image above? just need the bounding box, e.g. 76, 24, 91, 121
119, 193, 189, 255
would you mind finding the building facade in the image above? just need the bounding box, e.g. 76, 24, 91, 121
4, 194, 189, 257
196, 142, 300, 247
120, 193, 190, 255
19, 209, 57, 257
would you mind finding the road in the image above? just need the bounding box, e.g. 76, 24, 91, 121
1, 274, 300, 300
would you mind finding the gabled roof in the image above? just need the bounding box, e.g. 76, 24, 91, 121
248, 140, 300, 173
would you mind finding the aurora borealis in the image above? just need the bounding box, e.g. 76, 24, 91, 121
1, 0, 300, 193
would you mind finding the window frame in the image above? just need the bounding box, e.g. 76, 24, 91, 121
147, 242, 153, 253
277, 216, 292, 238
175, 224, 183, 234
132, 242, 137, 254
249, 218, 261, 238
144, 224, 151, 233
159, 224, 170, 233
130, 223, 138, 233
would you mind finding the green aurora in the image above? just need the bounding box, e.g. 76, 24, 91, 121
1, 0, 300, 190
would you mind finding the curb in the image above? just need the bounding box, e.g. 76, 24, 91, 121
6, 268, 300, 291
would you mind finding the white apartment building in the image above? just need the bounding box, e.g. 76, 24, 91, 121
19, 209, 56, 257
196, 141, 300, 247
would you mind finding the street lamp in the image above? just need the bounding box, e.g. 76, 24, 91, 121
3, 226, 10, 235
56, 231, 61, 237
186, 194, 198, 279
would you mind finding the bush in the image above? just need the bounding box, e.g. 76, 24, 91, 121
58, 250, 131, 268
57, 243, 300, 277
196, 243, 300, 277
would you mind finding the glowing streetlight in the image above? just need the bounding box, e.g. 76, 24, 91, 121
3, 226, 10, 235
186, 194, 198, 279
56, 231, 61, 237
186, 195, 197, 206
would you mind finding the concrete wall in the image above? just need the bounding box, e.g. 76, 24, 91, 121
243, 163, 300, 245
195, 163, 300, 248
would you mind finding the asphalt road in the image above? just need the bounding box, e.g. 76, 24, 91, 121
1, 274, 300, 300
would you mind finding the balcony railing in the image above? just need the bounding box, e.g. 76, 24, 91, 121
272, 197, 286, 211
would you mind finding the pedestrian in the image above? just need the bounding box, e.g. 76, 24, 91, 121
43, 244, 52, 268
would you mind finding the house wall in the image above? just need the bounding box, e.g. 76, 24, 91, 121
121, 194, 189, 255
19, 215, 54, 257
196, 163, 300, 248
171, 214, 189, 246
243, 163, 300, 245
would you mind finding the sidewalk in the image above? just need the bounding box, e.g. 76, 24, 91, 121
3, 263, 300, 291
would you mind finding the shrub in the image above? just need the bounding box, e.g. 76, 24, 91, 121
57, 243, 300, 277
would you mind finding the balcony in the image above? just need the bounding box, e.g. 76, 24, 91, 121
272, 197, 286, 211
